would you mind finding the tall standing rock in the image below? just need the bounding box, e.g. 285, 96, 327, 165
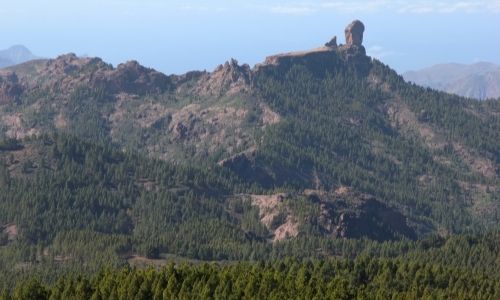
345, 20, 365, 46
339, 20, 370, 76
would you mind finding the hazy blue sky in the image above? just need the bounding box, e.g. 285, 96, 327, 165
1, 0, 499, 74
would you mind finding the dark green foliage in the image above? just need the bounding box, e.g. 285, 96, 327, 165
0, 138, 23, 151
4, 254, 499, 300
0, 134, 498, 294
251, 61, 499, 233
0, 134, 266, 286
1, 51, 499, 294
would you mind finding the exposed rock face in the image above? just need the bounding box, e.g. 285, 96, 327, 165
310, 188, 419, 241
338, 43, 369, 68
257, 20, 370, 78
107, 60, 171, 95
239, 188, 420, 244
39, 54, 112, 93
249, 193, 299, 243
345, 20, 365, 46
0, 72, 23, 104
43, 53, 111, 76
8, 20, 373, 101
337, 20, 370, 75
194, 58, 251, 96
171, 70, 206, 87
34, 54, 171, 96
325, 36, 338, 48
261, 47, 335, 67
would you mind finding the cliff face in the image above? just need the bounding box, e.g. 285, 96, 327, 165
193, 59, 252, 96
308, 188, 419, 241
344, 20, 365, 46
256, 20, 370, 77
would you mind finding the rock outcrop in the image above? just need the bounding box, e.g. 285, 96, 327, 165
310, 188, 419, 241
107, 60, 171, 95
338, 20, 370, 75
43, 53, 112, 76
344, 20, 365, 47
239, 187, 421, 243
260, 47, 336, 68
0, 71, 23, 104
194, 59, 252, 96
29, 54, 172, 96
256, 20, 371, 77
325, 36, 338, 48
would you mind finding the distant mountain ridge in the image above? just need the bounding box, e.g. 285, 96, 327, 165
403, 62, 500, 100
0, 45, 38, 68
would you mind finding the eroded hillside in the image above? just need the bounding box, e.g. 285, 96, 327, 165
0, 20, 499, 248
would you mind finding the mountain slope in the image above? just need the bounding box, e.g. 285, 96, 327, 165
403, 62, 500, 99
0, 132, 433, 288
0, 45, 38, 68
0, 19, 499, 274
1, 21, 499, 233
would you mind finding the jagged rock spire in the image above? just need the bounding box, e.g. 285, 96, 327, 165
345, 20, 365, 46
325, 36, 338, 48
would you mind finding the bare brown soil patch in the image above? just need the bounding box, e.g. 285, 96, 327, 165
273, 216, 299, 242
2, 223, 18, 240
334, 186, 351, 196
250, 194, 299, 242
2, 113, 40, 139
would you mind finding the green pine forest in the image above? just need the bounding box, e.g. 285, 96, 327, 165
0, 44, 499, 298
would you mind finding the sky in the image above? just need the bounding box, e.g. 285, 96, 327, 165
1, 0, 500, 74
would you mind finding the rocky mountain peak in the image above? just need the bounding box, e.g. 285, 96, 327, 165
258, 20, 370, 77
345, 20, 365, 47
44, 53, 111, 76
325, 36, 338, 48
215, 58, 250, 75
30, 54, 171, 95
195, 58, 252, 96
110, 60, 171, 94
116, 60, 149, 72
338, 20, 370, 74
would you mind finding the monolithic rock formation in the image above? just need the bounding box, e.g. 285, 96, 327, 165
338, 20, 369, 74
344, 20, 365, 46
258, 20, 369, 75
